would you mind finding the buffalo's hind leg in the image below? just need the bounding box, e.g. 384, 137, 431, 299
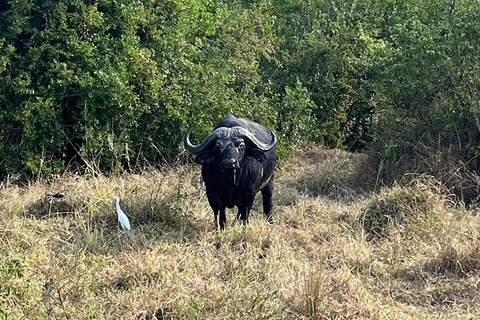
261, 178, 274, 223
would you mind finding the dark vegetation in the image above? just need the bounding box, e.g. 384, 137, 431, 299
1, 0, 480, 200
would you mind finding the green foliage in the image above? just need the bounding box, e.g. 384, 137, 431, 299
0, 256, 25, 304
371, 0, 480, 159
0, 0, 479, 179
277, 79, 316, 142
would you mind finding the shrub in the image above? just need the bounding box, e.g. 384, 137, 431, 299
360, 177, 448, 238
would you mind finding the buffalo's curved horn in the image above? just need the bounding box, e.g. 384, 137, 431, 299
184, 127, 231, 154
231, 126, 277, 151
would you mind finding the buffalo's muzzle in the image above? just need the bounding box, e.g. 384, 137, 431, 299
222, 158, 239, 169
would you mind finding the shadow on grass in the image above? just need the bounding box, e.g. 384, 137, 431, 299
22, 191, 208, 259
389, 264, 478, 310
26, 193, 77, 218
99, 194, 205, 238
287, 147, 380, 202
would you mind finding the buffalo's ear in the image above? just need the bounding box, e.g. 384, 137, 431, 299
195, 151, 214, 164
247, 149, 266, 162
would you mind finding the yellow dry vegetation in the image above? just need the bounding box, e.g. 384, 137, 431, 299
1, 146, 479, 319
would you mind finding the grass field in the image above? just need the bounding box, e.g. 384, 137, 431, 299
1, 146, 480, 319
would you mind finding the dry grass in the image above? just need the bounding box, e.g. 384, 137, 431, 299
1, 146, 480, 319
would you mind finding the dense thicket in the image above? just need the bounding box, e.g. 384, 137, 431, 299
1, 0, 479, 180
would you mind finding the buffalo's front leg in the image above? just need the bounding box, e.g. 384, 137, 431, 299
207, 190, 227, 230
214, 209, 227, 230
237, 193, 255, 224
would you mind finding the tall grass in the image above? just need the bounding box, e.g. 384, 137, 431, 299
1, 146, 480, 319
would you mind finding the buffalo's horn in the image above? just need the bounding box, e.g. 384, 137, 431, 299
231, 127, 277, 151
184, 127, 231, 154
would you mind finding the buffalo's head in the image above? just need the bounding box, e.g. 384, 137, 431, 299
184, 126, 277, 171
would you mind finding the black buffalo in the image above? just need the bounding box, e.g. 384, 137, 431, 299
184, 113, 277, 229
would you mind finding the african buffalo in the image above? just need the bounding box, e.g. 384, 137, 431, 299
184, 113, 277, 229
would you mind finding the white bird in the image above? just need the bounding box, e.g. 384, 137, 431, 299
113, 196, 131, 230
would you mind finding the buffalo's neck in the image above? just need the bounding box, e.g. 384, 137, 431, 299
221, 168, 238, 186
203, 160, 263, 191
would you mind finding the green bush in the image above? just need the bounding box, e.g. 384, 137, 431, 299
1, 0, 479, 181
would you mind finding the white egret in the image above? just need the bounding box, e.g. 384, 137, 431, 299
113, 196, 131, 230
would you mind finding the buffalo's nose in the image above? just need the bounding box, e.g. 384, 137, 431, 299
222, 158, 237, 168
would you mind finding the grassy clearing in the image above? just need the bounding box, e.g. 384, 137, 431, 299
1, 145, 480, 319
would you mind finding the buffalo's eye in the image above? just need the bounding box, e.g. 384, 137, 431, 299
215, 141, 223, 150
236, 141, 245, 149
